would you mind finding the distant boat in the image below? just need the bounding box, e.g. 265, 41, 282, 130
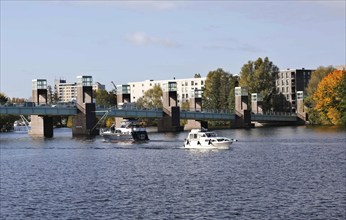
100, 120, 149, 142
13, 120, 31, 132
184, 128, 236, 149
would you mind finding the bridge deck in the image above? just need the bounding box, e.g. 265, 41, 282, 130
0, 106, 298, 122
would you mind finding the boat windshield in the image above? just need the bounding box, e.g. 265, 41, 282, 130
205, 132, 217, 137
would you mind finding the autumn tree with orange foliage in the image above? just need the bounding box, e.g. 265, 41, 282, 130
312, 70, 346, 125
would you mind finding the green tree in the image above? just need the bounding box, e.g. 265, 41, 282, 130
239, 57, 279, 111
47, 85, 54, 104
306, 65, 335, 97
203, 68, 238, 112
194, 73, 201, 78
0, 93, 8, 104
181, 101, 190, 111
94, 90, 116, 106
0, 93, 20, 131
136, 85, 163, 109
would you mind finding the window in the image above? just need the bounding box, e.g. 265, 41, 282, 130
191, 81, 194, 86
201, 81, 204, 85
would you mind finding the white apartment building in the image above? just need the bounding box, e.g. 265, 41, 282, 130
54, 78, 105, 103
54, 79, 77, 102
127, 77, 206, 105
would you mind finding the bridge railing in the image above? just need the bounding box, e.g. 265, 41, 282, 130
254, 111, 297, 116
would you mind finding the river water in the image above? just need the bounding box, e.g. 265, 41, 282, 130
1, 126, 345, 219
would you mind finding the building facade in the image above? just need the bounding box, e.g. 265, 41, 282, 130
276, 68, 314, 111
54, 78, 105, 103
126, 77, 206, 105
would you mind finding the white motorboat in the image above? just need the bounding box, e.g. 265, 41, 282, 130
100, 120, 149, 142
184, 129, 235, 149
13, 120, 31, 132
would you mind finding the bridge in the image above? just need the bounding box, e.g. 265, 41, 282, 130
0, 104, 299, 122
0, 76, 307, 137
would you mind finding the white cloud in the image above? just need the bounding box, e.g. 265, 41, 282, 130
125, 32, 180, 48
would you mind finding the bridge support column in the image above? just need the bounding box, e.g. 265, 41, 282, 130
29, 79, 54, 137
72, 76, 98, 136
296, 91, 308, 123
158, 82, 183, 132
114, 84, 132, 127
184, 120, 208, 130
29, 115, 53, 138
184, 89, 206, 130
232, 87, 252, 128
251, 93, 263, 114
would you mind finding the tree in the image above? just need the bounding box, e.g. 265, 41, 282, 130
305, 66, 335, 123
136, 85, 163, 109
313, 70, 346, 125
203, 68, 238, 112
94, 90, 116, 106
239, 57, 279, 111
194, 73, 201, 78
0, 93, 20, 131
181, 101, 190, 111
0, 93, 8, 104
337, 72, 346, 125
306, 65, 335, 97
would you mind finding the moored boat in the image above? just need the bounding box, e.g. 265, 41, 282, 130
100, 120, 149, 142
184, 128, 235, 149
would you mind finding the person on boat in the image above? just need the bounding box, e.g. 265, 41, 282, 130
110, 123, 115, 133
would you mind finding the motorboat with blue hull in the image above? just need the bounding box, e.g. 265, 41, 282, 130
184, 129, 236, 149
100, 120, 149, 142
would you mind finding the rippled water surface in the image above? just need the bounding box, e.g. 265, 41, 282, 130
1, 126, 345, 219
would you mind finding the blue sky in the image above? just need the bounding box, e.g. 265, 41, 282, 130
1, 1, 345, 98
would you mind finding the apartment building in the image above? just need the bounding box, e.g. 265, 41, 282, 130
276, 68, 314, 111
54, 78, 105, 103
126, 77, 206, 105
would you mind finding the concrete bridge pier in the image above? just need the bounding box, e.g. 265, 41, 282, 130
29, 79, 55, 137
72, 76, 98, 136
29, 115, 53, 138
232, 87, 252, 128
184, 120, 208, 130
296, 91, 308, 124
157, 82, 183, 132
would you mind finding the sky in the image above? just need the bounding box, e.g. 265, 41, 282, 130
1, 0, 345, 99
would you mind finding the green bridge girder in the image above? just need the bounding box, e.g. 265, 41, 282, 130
0, 106, 298, 122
